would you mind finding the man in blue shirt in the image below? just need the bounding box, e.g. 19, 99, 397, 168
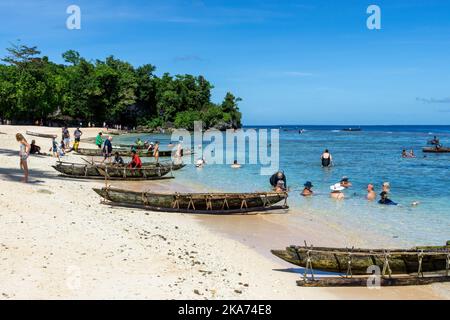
102, 136, 113, 163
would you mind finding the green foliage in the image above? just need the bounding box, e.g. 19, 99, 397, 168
174, 110, 203, 130
0, 42, 242, 129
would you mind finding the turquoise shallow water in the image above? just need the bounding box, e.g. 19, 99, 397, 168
115, 125, 450, 247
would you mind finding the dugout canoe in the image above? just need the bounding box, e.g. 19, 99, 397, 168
271, 242, 450, 275
52, 161, 177, 180
422, 147, 450, 153
26, 130, 57, 139
75, 147, 173, 157
93, 187, 289, 214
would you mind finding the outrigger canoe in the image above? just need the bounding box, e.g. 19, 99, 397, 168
93, 187, 289, 214
52, 161, 180, 180
26, 130, 57, 139
271, 242, 450, 275
75, 147, 173, 157
422, 147, 450, 153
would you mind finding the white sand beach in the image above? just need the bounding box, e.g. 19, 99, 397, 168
0, 125, 449, 300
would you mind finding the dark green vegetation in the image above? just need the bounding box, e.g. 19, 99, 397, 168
0, 42, 242, 130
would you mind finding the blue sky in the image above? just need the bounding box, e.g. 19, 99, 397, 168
1, 0, 450, 125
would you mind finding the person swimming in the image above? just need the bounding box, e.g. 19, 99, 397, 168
321, 149, 332, 167
301, 181, 314, 196
366, 184, 376, 201
231, 160, 241, 169
382, 182, 390, 193
378, 191, 397, 205
330, 183, 345, 200
275, 180, 286, 193
340, 176, 352, 188
270, 171, 287, 189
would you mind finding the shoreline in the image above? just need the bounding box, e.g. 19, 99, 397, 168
0, 125, 449, 299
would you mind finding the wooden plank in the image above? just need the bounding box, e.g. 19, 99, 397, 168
296, 275, 450, 287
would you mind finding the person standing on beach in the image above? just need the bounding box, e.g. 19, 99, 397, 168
16, 133, 30, 183
102, 136, 113, 164
153, 141, 160, 163
50, 136, 60, 160
95, 132, 103, 149
73, 127, 83, 151
62, 126, 70, 150
321, 149, 333, 167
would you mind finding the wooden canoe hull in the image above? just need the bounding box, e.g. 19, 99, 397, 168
271, 243, 450, 275
75, 148, 173, 157
26, 131, 57, 139
52, 162, 177, 180
93, 187, 289, 214
422, 147, 450, 153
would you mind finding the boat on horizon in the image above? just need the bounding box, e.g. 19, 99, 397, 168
422, 147, 450, 153
341, 127, 362, 132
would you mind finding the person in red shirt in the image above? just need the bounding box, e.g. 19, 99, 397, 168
128, 150, 142, 169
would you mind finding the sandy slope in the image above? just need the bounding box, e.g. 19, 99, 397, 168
0, 125, 448, 300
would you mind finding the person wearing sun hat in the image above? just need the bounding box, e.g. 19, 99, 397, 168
301, 181, 314, 197
330, 183, 345, 200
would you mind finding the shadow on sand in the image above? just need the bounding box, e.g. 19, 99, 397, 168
0, 147, 99, 184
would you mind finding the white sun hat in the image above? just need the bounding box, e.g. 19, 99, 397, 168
330, 183, 345, 192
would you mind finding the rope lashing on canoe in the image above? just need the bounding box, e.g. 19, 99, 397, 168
84, 165, 88, 176
283, 192, 288, 207
205, 195, 213, 210
141, 192, 149, 206
240, 196, 248, 210
417, 250, 424, 277
123, 167, 127, 178
221, 196, 229, 210
187, 195, 196, 210
172, 194, 180, 209
262, 194, 272, 207
446, 253, 450, 277
303, 249, 315, 281
382, 251, 392, 278
345, 248, 355, 278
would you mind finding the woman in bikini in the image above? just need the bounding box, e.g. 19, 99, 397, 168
16, 133, 31, 183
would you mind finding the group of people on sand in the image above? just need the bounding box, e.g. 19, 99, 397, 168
95, 134, 145, 169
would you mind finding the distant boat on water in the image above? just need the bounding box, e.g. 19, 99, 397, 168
341, 127, 362, 132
